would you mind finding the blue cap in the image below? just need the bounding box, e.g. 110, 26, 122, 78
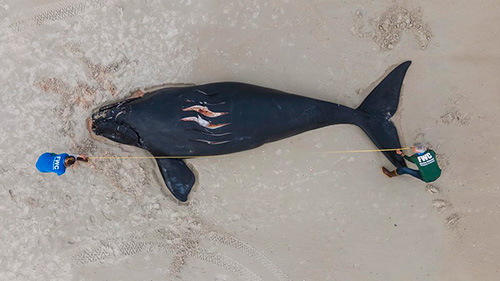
36, 152, 68, 176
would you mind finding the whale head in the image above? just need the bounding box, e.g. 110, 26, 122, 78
89, 100, 140, 147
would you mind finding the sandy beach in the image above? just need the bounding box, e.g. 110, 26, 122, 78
1, 0, 499, 280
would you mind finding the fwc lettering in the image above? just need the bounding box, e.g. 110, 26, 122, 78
53, 156, 61, 170
417, 153, 435, 166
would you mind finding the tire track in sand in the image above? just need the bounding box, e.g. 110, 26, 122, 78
64, 228, 290, 281
8, 0, 108, 33
208, 231, 291, 281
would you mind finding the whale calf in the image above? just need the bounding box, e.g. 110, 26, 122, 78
90, 61, 411, 201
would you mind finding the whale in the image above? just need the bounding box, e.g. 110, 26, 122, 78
90, 61, 411, 202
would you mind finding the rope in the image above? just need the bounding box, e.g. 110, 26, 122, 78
87, 147, 410, 160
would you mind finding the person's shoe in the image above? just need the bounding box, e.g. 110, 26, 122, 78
382, 167, 398, 178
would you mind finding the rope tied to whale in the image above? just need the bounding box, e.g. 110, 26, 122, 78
88, 147, 411, 160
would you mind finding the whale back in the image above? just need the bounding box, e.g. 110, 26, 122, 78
121, 83, 354, 157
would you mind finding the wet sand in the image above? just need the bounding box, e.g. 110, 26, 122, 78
0, 0, 499, 280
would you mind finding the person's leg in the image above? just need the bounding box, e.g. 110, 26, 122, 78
382, 167, 398, 177
396, 167, 422, 180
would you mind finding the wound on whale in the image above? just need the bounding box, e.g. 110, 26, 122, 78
89, 61, 412, 202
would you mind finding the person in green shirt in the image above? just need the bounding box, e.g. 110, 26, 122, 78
382, 142, 441, 182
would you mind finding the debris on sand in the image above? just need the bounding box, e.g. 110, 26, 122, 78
352, 5, 433, 51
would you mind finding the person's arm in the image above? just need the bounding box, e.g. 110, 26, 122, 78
68, 154, 88, 162
397, 150, 416, 163
77, 155, 89, 162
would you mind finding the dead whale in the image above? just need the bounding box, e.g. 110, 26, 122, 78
90, 61, 411, 201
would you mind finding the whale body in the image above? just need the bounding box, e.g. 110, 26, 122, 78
90, 61, 411, 201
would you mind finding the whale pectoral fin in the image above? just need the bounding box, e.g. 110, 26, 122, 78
155, 158, 195, 202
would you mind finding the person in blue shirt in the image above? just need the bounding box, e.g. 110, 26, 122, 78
36, 152, 88, 176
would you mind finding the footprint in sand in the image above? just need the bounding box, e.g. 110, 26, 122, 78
438, 109, 471, 126
426, 184, 440, 194
432, 199, 452, 213
446, 213, 461, 228
438, 95, 472, 126
427, 186, 462, 230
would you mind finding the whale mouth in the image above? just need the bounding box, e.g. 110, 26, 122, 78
88, 99, 141, 147
87, 116, 107, 141
90, 116, 141, 147
87, 116, 119, 146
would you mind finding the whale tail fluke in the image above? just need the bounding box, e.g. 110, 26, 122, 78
354, 61, 412, 168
